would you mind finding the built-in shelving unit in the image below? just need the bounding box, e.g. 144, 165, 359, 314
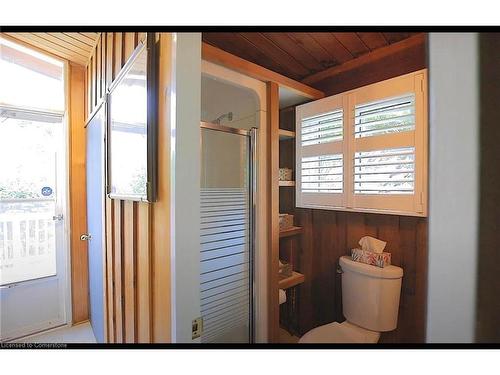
279, 129, 295, 140
279, 180, 295, 187
279, 271, 305, 289
279, 226, 303, 238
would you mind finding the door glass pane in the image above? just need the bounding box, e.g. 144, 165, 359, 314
0, 37, 64, 112
0, 115, 61, 285
200, 129, 251, 343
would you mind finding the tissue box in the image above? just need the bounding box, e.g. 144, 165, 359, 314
351, 248, 391, 268
279, 214, 294, 231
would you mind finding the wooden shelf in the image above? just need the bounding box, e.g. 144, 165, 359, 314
279, 226, 303, 238
279, 180, 295, 187
279, 271, 305, 289
279, 129, 295, 140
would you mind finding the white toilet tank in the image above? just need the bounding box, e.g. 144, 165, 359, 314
339, 256, 403, 332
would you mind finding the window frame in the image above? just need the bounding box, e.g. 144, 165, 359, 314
296, 69, 428, 217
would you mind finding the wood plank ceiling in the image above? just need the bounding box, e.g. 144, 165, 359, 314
3, 32, 100, 66
202, 32, 419, 83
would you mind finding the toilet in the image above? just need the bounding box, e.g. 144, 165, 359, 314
299, 255, 404, 343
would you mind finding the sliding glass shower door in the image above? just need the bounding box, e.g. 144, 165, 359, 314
199, 122, 255, 343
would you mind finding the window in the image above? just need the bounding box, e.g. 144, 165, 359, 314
296, 70, 427, 216
296, 94, 346, 208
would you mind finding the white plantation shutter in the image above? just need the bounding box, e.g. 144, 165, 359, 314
301, 154, 343, 193
354, 147, 415, 195
296, 94, 346, 208
301, 109, 343, 146
296, 70, 427, 216
354, 94, 415, 138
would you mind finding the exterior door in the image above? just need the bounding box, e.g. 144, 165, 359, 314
85, 104, 106, 343
0, 107, 68, 341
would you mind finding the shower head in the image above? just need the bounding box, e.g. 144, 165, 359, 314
212, 111, 233, 124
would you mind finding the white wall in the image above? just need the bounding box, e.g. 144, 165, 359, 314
170, 33, 202, 343
427, 33, 479, 343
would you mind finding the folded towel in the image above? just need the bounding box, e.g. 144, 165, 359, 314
279, 289, 287, 305
359, 236, 387, 254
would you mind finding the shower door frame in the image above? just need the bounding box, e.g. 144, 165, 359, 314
200, 121, 257, 343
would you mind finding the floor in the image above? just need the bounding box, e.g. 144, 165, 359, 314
14, 321, 97, 343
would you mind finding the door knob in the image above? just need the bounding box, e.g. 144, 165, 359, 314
52, 214, 64, 221
80, 233, 92, 241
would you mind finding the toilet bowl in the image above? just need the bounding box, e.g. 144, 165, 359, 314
299, 321, 380, 343
299, 256, 403, 344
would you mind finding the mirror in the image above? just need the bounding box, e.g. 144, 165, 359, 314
107, 34, 157, 201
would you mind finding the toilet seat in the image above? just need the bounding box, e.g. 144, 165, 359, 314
298, 321, 380, 344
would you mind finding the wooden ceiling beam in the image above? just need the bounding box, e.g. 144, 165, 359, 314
302, 33, 426, 86
202, 42, 325, 100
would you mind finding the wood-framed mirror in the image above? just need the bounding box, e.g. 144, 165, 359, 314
107, 33, 157, 202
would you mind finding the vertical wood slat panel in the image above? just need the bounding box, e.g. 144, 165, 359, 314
137, 203, 151, 342
123, 201, 137, 343
114, 33, 123, 78
85, 33, 167, 343
113, 199, 124, 343
69, 64, 89, 323
106, 33, 114, 89
95, 37, 101, 104
101, 34, 106, 99
105, 197, 115, 343
123, 33, 135, 62
92, 48, 98, 108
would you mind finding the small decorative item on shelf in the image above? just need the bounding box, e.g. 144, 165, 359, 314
279, 260, 293, 277
279, 213, 294, 231
279, 168, 293, 181
351, 248, 392, 268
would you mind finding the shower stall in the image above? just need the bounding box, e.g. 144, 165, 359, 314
200, 122, 256, 343
199, 68, 266, 343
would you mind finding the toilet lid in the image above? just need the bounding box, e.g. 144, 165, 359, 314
298, 321, 380, 344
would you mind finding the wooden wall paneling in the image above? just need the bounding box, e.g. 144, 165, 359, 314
105, 197, 115, 342
113, 199, 124, 343
95, 37, 102, 105
136, 203, 151, 343
92, 52, 97, 109
151, 33, 172, 342
68, 63, 90, 323
295, 208, 314, 334
310, 210, 336, 327
415, 219, 428, 342
114, 33, 123, 79
100, 34, 106, 99
268, 81, 280, 343
123, 201, 137, 343
138, 32, 147, 44
106, 33, 114, 87
123, 33, 135, 62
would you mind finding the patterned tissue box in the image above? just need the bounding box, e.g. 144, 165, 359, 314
351, 248, 391, 268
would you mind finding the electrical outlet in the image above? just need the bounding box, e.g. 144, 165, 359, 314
192, 317, 203, 339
